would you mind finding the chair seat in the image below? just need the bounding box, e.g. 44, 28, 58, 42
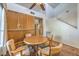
15, 41, 26, 48
38, 44, 62, 56
38, 35, 63, 56
7, 39, 30, 56
14, 52, 21, 56
11, 45, 30, 56
38, 47, 50, 56
14, 48, 30, 56
22, 48, 30, 56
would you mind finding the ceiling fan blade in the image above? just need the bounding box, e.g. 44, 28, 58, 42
40, 4, 45, 11
29, 3, 36, 9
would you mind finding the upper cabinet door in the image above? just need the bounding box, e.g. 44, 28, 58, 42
17, 13, 24, 29
23, 14, 28, 29
26, 15, 35, 30
6, 10, 18, 29
23, 14, 35, 30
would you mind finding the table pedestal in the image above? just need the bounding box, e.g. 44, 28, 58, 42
28, 45, 39, 56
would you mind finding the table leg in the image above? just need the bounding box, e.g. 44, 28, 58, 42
32, 45, 39, 56
34, 45, 39, 56
28, 45, 33, 56
28, 45, 39, 56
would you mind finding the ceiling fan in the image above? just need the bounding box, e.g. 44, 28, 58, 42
29, 3, 45, 11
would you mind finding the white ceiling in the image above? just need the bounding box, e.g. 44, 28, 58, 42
46, 3, 77, 18
48, 3, 60, 8
16, 3, 77, 19
17, 3, 60, 10
16, 3, 32, 8
16, 3, 46, 13
16, 3, 60, 13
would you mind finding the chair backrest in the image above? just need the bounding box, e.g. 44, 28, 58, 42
51, 43, 63, 55
49, 35, 53, 46
45, 35, 53, 46
47, 35, 62, 55
25, 33, 32, 38
48, 35, 53, 56
6, 39, 16, 56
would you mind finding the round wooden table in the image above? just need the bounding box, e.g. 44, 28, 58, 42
24, 36, 48, 56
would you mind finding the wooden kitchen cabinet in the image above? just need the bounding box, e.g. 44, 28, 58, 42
6, 10, 18, 29
6, 10, 35, 41
26, 15, 35, 30
6, 10, 43, 42
17, 13, 24, 29
6, 10, 35, 30
23, 14, 28, 29
23, 14, 35, 30
8, 30, 24, 41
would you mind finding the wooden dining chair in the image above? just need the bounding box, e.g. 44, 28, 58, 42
38, 35, 63, 56
15, 33, 32, 48
6, 39, 30, 56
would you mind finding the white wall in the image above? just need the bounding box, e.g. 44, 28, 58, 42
46, 4, 79, 48
46, 4, 55, 18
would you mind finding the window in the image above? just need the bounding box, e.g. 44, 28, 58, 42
0, 4, 4, 47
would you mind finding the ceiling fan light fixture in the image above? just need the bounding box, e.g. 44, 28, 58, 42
30, 3, 45, 11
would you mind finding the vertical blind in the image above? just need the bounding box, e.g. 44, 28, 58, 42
0, 4, 4, 47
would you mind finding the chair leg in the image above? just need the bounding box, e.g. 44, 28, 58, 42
40, 51, 42, 56
20, 51, 23, 56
